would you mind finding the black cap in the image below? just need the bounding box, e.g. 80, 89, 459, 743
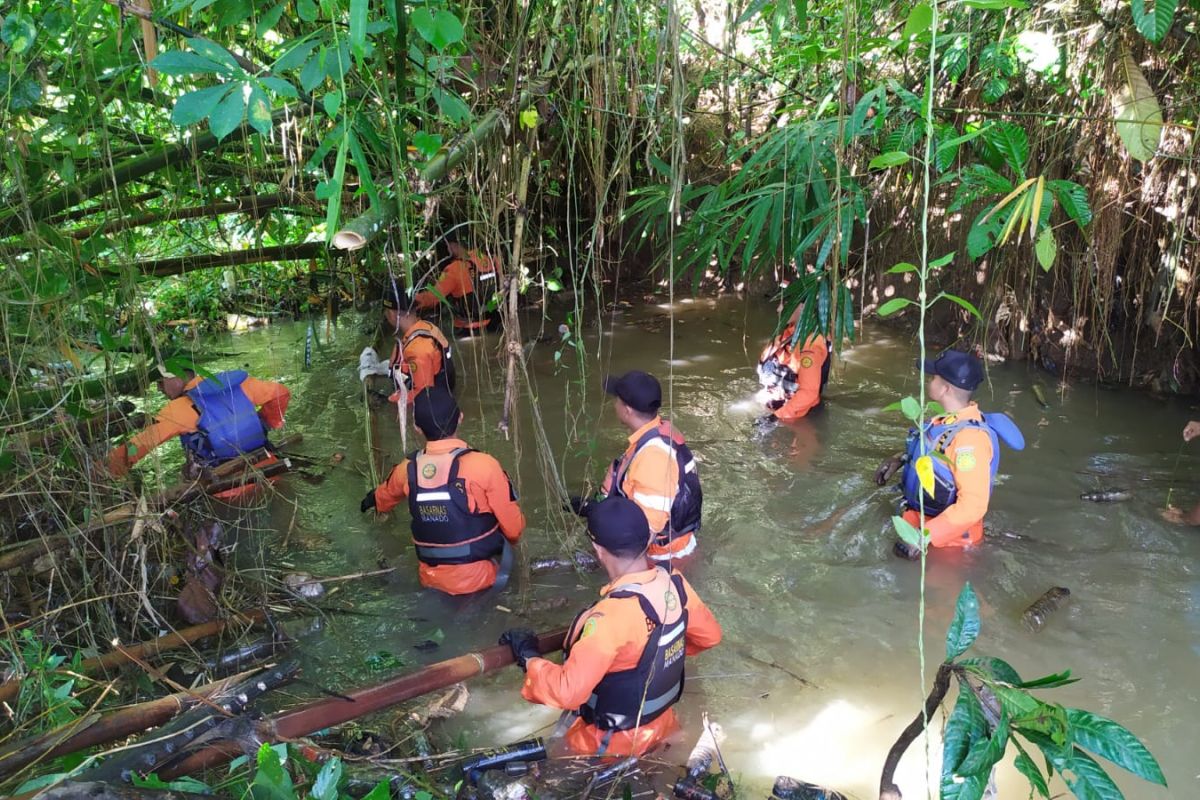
603, 371, 662, 414
382, 286, 416, 312
919, 349, 984, 392
586, 497, 651, 554
413, 386, 460, 439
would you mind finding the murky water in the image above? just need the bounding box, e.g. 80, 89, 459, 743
194, 297, 1196, 799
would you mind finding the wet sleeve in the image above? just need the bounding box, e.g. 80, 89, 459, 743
241, 377, 290, 429
374, 460, 411, 513
108, 398, 198, 475
622, 445, 677, 533
925, 429, 994, 547
522, 607, 623, 710
415, 262, 465, 309
407, 341, 439, 396
471, 455, 526, 542
773, 340, 826, 421
679, 576, 723, 655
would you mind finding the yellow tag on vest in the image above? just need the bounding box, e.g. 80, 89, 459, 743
915, 454, 935, 496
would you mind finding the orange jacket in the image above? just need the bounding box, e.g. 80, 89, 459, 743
374, 437, 525, 594
759, 326, 827, 421
107, 375, 289, 476
522, 566, 721, 756
414, 251, 501, 329
388, 320, 450, 400
905, 403, 994, 548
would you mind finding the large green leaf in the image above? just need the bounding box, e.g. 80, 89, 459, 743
1063, 747, 1125, 800
246, 85, 272, 136
1, 14, 37, 54
1035, 227, 1056, 271
958, 657, 1023, 685
171, 84, 232, 126
209, 84, 248, 140
942, 688, 990, 800
350, 0, 369, 55
411, 8, 463, 51
1047, 180, 1092, 227
902, 3, 933, 40
967, 207, 1003, 259
958, 707, 1009, 775
984, 121, 1029, 176
187, 37, 242, 72
150, 50, 232, 76
249, 742, 293, 800
310, 757, 343, 800
946, 582, 981, 660
1013, 746, 1051, 798
1065, 708, 1166, 785
1132, 0, 1177, 43
1113, 50, 1162, 161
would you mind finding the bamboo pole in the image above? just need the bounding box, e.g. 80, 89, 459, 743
70, 193, 294, 239
133, 242, 329, 279
158, 629, 568, 778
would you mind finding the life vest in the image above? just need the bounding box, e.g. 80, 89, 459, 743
407, 448, 503, 566
396, 324, 456, 392
179, 371, 268, 465
565, 570, 688, 733
450, 253, 499, 323
607, 422, 702, 546
900, 412, 1024, 515
757, 332, 832, 396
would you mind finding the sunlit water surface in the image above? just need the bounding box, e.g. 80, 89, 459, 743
188, 296, 1196, 799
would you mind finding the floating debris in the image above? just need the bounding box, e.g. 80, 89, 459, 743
1080, 487, 1131, 503
771, 776, 848, 800
1032, 383, 1049, 409
1022, 586, 1071, 632
529, 551, 600, 574
284, 572, 326, 599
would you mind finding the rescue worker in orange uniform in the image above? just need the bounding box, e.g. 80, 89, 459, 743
874, 350, 1023, 557
757, 306, 831, 421
1162, 420, 1200, 525
360, 386, 525, 595
500, 497, 722, 757
107, 367, 290, 480
571, 371, 703, 562
383, 291, 455, 400
414, 237, 501, 336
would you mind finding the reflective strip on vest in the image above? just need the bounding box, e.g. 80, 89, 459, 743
415, 491, 452, 501
633, 491, 674, 512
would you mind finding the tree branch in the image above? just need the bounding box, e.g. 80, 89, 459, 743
878, 663, 955, 800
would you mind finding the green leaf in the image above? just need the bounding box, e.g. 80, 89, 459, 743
1047, 180, 1092, 227
432, 87, 471, 124
945, 582, 980, 659
209, 84, 248, 140
171, 84, 232, 126
150, 50, 231, 76
1, 14, 37, 54
942, 689, 990, 794
877, 297, 913, 317
250, 741, 293, 800
1017, 670, 1079, 689
958, 707, 1009, 775
300, 53, 325, 92
131, 774, 213, 794
412, 130, 442, 157
1035, 227, 1056, 271
1065, 708, 1166, 785
349, 0, 368, 56
274, 38, 319, 71
255, 3, 286, 36
323, 140, 349, 240
869, 151, 911, 169
246, 85, 272, 137
297, 0, 318, 21
929, 251, 955, 269
1113, 51, 1162, 161
903, 3, 933, 39
939, 292, 982, 320
1132, 0, 1176, 43
959, 656, 1023, 684
1063, 747, 1126, 800
310, 758, 343, 800
900, 395, 922, 421
1012, 700, 1072, 747
361, 781, 391, 800
3, 74, 41, 111
259, 76, 298, 99
412, 8, 464, 50
888, 262, 919, 274
987, 121, 1029, 176
891, 515, 922, 547
967, 208, 1002, 259
186, 37, 242, 73
1013, 749, 1051, 797
323, 89, 342, 118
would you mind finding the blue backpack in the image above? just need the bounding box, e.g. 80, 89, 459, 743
900, 412, 1024, 515
180, 371, 268, 464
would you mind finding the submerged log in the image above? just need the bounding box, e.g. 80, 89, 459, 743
159, 629, 568, 778
31, 781, 211, 800
208, 434, 303, 479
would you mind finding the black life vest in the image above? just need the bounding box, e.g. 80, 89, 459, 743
407, 448, 504, 566
608, 422, 702, 546
566, 570, 689, 733
179, 370, 269, 465
396, 324, 456, 392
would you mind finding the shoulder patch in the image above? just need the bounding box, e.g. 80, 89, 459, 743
800, 355, 814, 369
955, 447, 977, 472
580, 616, 600, 639
421, 462, 438, 479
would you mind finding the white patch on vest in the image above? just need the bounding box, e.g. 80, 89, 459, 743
633, 491, 673, 512
416, 491, 452, 501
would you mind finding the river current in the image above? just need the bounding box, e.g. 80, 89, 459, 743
181, 295, 1195, 798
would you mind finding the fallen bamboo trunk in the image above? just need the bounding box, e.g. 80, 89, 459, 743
159, 629, 568, 779
208, 434, 303, 479
0, 610, 270, 705
0, 669, 263, 780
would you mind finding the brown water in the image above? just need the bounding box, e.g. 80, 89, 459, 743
199, 296, 1195, 799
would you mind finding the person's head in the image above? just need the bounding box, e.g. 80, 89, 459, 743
382, 290, 419, 333
156, 366, 195, 399
413, 386, 463, 441
446, 236, 468, 261
920, 350, 983, 409
603, 371, 662, 430
585, 497, 651, 577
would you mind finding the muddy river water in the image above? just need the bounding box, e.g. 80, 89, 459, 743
193, 295, 1197, 798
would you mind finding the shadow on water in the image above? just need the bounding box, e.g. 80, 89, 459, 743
207, 297, 1195, 798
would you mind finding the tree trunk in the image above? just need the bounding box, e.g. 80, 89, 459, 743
129, 242, 329, 279
71, 193, 295, 239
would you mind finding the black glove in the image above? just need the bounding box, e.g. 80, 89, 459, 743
499, 628, 540, 671
766, 397, 785, 411
893, 540, 922, 561
567, 495, 591, 516
874, 455, 903, 486
360, 490, 377, 513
